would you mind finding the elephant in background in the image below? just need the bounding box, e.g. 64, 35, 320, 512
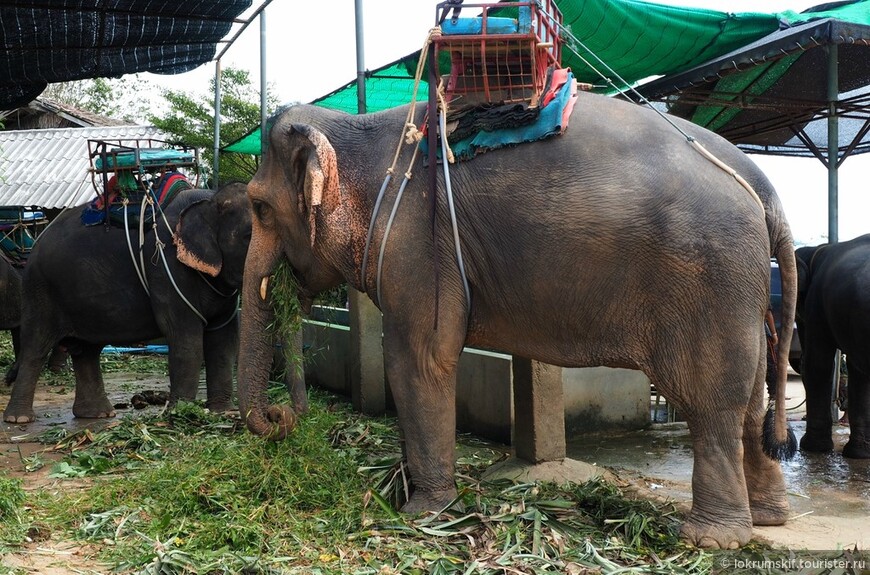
237, 96, 797, 549
0, 256, 68, 383
795, 234, 870, 458
2, 183, 251, 424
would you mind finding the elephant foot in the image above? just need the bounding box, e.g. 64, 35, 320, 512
800, 432, 834, 453
680, 516, 751, 549
400, 487, 459, 514
749, 498, 790, 526
842, 438, 870, 459
205, 399, 235, 413
3, 410, 35, 424
73, 397, 116, 419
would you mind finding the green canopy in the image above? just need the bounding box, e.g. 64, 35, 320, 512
223, 0, 870, 155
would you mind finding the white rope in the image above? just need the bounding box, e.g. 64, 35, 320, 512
361, 27, 442, 296
124, 197, 150, 295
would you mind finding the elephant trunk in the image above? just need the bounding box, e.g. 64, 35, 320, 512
238, 233, 296, 440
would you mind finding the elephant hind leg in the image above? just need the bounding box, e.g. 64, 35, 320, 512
70, 341, 115, 419
650, 363, 755, 547
842, 365, 870, 458
743, 341, 790, 525
679, 406, 754, 548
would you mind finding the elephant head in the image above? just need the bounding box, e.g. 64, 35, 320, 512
239, 119, 363, 439
174, 182, 253, 291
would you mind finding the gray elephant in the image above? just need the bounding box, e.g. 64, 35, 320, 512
795, 234, 870, 458
2, 183, 251, 424
236, 95, 797, 549
0, 256, 68, 383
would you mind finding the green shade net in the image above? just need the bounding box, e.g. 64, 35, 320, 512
223, 0, 870, 155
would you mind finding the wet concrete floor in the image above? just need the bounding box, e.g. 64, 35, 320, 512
567, 374, 870, 549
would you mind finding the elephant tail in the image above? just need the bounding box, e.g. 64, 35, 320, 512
763, 228, 798, 461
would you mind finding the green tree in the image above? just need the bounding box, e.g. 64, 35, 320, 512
41, 76, 154, 122
149, 67, 280, 186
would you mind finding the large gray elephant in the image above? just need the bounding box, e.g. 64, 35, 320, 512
236, 94, 797, 549
795, 234, 870, 458
2, 183, 251, 423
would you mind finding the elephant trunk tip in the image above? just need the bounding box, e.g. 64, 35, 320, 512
762, 406, 797, 461
245, 404, 297, 440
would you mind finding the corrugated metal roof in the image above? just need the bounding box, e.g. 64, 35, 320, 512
0, 125, 164, 208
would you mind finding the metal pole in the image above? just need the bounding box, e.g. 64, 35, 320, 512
827, 43, 839, 244
213, 60, 222, 189
354, 0, 366, 114
260, 10, 268, 156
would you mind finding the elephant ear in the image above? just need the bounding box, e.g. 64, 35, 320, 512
288, 123, 339, 247
175, 198, 222, 277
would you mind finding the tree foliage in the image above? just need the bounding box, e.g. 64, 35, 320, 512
41, 76, 155, 122
149, 67, 280, 187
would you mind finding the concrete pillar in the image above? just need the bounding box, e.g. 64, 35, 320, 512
512, 357, 566, 463
348, 288, 385, 414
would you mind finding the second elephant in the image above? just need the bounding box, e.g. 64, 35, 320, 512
796, 234, 870, 458
3, 183, 251, 423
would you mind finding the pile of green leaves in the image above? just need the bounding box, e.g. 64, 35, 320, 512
0, 379, 723, 575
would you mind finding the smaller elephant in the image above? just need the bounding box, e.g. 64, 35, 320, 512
795, 234, 870, 458
0, 256, 67, 383
2, 183, 251, 424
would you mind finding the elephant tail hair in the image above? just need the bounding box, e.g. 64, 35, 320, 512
762, 406, 797, 460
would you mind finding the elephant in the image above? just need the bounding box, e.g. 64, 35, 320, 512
2, 183, 251, 424
236, 94, 797, 549
795, 234, 870, 458
0, 256, 68, 383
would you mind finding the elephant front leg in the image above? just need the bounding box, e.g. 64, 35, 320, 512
71, 342, 115, 419
203, 315, 239, 412
383, 329, 463, 514
842, 367, 870, 458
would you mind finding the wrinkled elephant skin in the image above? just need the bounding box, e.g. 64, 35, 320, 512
796, 235, 870, 458
2, 183, 251, 423
237, 95, 798, 549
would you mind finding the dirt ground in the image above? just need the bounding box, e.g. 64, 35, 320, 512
1, 371, 868, 573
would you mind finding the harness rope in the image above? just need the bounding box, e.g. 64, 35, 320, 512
551, 19, 765, 214
362, 25, 472, 319
121, 190, 236, 328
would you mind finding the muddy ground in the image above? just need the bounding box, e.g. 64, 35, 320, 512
1, 370, 868, 573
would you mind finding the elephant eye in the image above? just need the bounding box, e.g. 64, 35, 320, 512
251, 199, 273, 225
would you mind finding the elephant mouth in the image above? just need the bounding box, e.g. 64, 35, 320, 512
285, 262, 316, 315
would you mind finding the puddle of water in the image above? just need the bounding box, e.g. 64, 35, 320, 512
567, 418, 870, 521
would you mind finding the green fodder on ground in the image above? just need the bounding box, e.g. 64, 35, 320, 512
1, 381, 782, 574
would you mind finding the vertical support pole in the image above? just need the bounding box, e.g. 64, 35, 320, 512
827, 44, 842, 423
212, 60, 222, 189
348, 0, 386, 415
355, 0, 367, 114
512, 357, 566, 463
260, 11, 268, 157
826, 43, 839, 245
